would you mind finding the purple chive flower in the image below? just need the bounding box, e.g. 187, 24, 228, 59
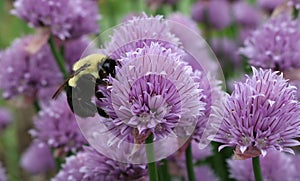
167, 13, 218, 72
21, 141, 55, 174
191, 166, 219, 181
0, 162, 7, 181
12, 0, 100, 40
191, 0, 232, 30
240, 14, 300, 71
52, 146, 147, 181
228, 150, 297, 181
193, 71, 225, 144
257, 0, 285, 12
292, 154, 300, 179
104, 13, 182, 59
64, 36, 94, 72
98, 43, 205, 142
232, 1, 262, 28
211, 38, 241, 66
0, 36, 63, 101
0, 108, 12, 131
30, 93, 87, 153
214, 67, 300, 156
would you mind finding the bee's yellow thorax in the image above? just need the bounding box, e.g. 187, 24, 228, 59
68, 54, 107, 87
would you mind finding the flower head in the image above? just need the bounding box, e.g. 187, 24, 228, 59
52, 146, 147, 181
258, 0, 285, 12
98, 43, 205, 141
0, 36, 62, 101
104, 13, 182, 59
21, 141, 55, 174
240, 14, 300, 71
214, 67, 300, 155
0, 108, 12, 131
232, 1, 262, 27
12, 0, 100, 40
64, 36, 94, 72
228, 150, 297, 181
191, 0, 232, 30
30, 93, 87, 153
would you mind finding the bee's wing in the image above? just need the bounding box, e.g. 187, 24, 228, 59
52, 64, 90, 99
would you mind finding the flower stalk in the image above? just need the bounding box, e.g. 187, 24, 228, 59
145, 133, 159, 181
185, 143, 196, 181
252, 156, 263, 181
48, 35, 68, 79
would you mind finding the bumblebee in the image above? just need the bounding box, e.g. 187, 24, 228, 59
52, 54, 118, 117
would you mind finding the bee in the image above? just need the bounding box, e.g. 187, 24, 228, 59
52, 54, 118, 118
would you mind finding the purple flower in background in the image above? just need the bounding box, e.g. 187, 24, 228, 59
12, 0, 100, 40
0, 162, 7, 181
193, 72, 224, 143
104, 13, 182, 59
228, 150, 297, 181
52, 151, 86, 181
20, 141, 55, 174
167, 13, 218, 72
188, 166, 219, 181
98, 43, 205, 142
0, 36, 62, 101
0, 108, 12, 131
191, 0, 232, 30
30, 93, 87, 153
211, 38, 241, 66
214, 67, 300, 156
52, 146, 147, 181
240, 14, 300, 71
257, 0, 285, 12
232, 1, 262, 28
167, 13, 200, 35
64, 36, 93, 72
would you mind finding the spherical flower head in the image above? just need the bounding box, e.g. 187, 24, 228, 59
12, 0, 100, 40
20, 141, 55, 174
258, 0, 285, 12
0, 36, 63, 101
52, 146, 147, 181
232, 1, 262, 27
191, 0, 232, 30
167, 13, 200, 36
240, 14, 300, 71
192, 71, 225, 144
0, 162, 7, 181
167, 13, 218, 72
0, 108, 12, 131
228, 150, 297, 181
30, 93, 87, 153
104, 13, 182, 59
98, 42, 205, 141
214, 67, 300, 156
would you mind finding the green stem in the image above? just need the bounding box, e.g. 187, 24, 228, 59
185, 143, 196, 181
48, 36, 68, 79
158, 159, 171, 181
252, 156, 263, 181
33, 100, 40, 112
145, 134, 159, 181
